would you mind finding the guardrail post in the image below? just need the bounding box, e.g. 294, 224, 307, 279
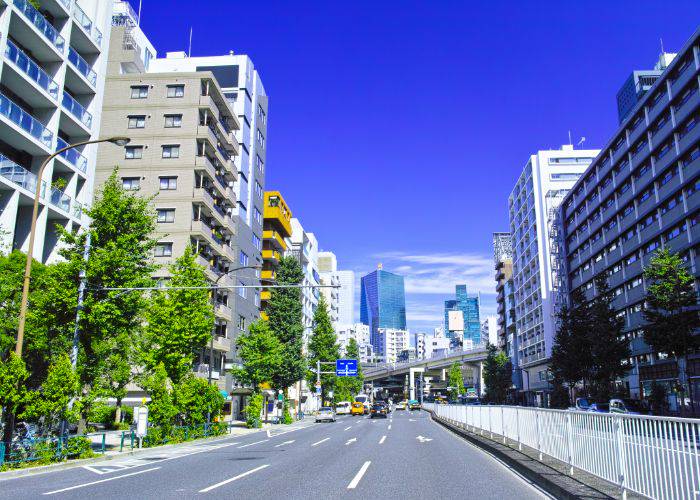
501, 407, 506, 444
516, 407, 521, 451
120, 432, 124, 453
0, 442, 4, 467
101, 433, 106, 454
566, 412, 574, 475
489, 406, 493, 439
535, 410, 542, 461
614, 416, 628, 500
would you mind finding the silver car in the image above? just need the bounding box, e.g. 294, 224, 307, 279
315, 406, 336, 423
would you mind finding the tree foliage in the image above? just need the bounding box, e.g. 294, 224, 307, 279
307, 295, 339, 402
0, 353, 28, 415
140, 363, 177, 430
143, 246, 214, 383
551, 287, 591, 391
483, 343, 511, 403
173, 375, 224, 426
21, 355, 80, 431
335, 338, 363, 401
233, 321, 282, 390
447, 362, 464, 400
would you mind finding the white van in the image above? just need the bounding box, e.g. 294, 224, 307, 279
335, 401, 351, 415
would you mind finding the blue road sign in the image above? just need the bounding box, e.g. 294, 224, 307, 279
336, 359, 358, 377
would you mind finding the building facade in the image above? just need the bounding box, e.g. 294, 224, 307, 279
260, 191, 292, 317
317, 251, 340, 325
509, 144, 600, 405
360, 267, 406, 358
481, 316, 499, 346
376, 328, 410, 364
287, 217, 319, 344
0, 0, 113, 260
443, 285, 481, 348
560, 30, 700, 403
494, 231, 519, 386
616, 53, 676, 124
336, 270, 355, 325
337, 323, 372, 363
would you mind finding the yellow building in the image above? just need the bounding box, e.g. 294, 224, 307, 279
261, 191, 293, 317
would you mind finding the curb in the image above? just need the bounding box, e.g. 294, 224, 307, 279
426, 410, 618, 500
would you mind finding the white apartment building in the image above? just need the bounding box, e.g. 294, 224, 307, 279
509, 144, 599, 403
0, 0, 113, 260
427, 329, 451, 358
414, 332, 426, 359
337, 323, 372, 362
317, 251, 339, 325
287, 217, 319, 344
376, 328, 409, 364
336, 270, 355, 325
481, 315, 499, 346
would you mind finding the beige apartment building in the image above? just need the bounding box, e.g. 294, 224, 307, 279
95, 21, 240, 392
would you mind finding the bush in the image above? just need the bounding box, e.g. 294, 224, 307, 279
87, 404, 134, 430
244, 393, 263, 428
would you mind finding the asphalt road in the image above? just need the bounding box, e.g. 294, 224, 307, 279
0, 410, 549, 499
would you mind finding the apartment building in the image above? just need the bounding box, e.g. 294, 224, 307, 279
0, 0, 112, 259
509, 144, 600, 405
376, 328, 409, 364
96, 11, 240, 392
148, 50, 268, 355
337, 323, 372, 362
493, 231, 519, 387
336, 270, 355, 324
317, 251, 340, 325
414, 332, 426, 359
560, 29, 700, 401
260, 190, 292, 317
287, 217, 319, 343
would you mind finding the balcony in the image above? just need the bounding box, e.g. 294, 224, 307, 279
0, 154, 41, 194
262, 229, 286, 250
12, 0, 65, 56
67, 47, 97, 89
61, 91, 92, 131
49, 185, 71, 213
3, 39, 59, 103
262, 249, 281, 263
72, 2, 102, 51
55, 137, 88, 173
261, 269, 276, 281
260, 290, 271, 301
0, 91, 53, 152
263, 204, 292, 237
215, 302, 233, 319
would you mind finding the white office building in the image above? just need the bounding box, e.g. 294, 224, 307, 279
414, 332, 427, 359
480, 315, 499, 346
376, 328, 409, 364
287, 217, 319, 344
317, 251, 339, 325
509, 144, 599, 404
336, 270, 355, 325
0, 0, 113, 260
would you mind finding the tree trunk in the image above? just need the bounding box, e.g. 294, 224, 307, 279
114, 397, 122, 426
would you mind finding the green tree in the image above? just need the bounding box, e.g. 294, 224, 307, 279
483, 343, 512, 404
335, 338, 364, 400
173, 375, 225, 426
266, 256, 306, 392
643, 248, 700, 412
143, 246, 214, 384
551, 287, 592, 398
232, 321, 282, 390
21, 355, 80, 433
447, 362, 464, 400
588, 274, 629, 401
0, 353, 28, 418
140, 363, 177, 430
307, 295, 339, 403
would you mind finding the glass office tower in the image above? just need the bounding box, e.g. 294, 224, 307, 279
444, 285, 481, 347
360, 269, 407, 356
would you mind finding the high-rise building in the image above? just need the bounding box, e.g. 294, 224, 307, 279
360, 267, 406, 358
509, 144, 600, 405
376, 328, 410, 364
336, 323, 372, 362
480, 316, 499, 346
317, 251, 340, 325
0, 0, 113, 259
260, 191, 292, 317
494, 232, 518, 385
616, 52, 676, 124
336, 270, 355, 325
287, 217, 319, 343
96, 6, 241, 394
444, 285, 480, 348
560, 29, 700, 402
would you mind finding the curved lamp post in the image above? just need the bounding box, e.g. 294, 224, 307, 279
14, 136, 131, 358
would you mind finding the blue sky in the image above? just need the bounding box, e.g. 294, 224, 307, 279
136, 1, 699, 331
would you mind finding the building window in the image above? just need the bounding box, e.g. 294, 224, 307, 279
155, 242, 173, 257
167, 84, 185, 98
254, 181, 263, 199
122, 177, 140, 191
253, 208, 262, 225
128, 115, 146, 128
162, 145, 180, 158
239, 251, 249, 266
627, 277, 642, 290
665, 223, 686, 241
157, 208, 175, 223
125, 146, 143, 159
252, 233, 261, 250
237, 280, 247, 298
254, 291, 260, 307
622, 204, 634, 217
164, 114, 182, 128
659, 167, 677, 186
257, 104, 266, 125
625, 253, 638, 265
639, 189, 652, 203
238, 315, 246, 331
256, 129, 265, 148
159, 176, 177, 190
130, 85, 148, 99
256, 155, 264, 174
644, 240, 660, 254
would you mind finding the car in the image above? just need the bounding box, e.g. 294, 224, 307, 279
316, 406, 336, 422
370, 403, 388, 418
408, 400, 421, 411
568, 397, 591, 411
610, 398, 646, 414
335, 401, 351, 415
396, 401, 407, 410
351, 402, 365, 416
587, 403, 610, 413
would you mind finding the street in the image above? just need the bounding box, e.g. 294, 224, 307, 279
0, 410, 547, 499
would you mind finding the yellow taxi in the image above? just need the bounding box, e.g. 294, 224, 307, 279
351, 402, 365, 416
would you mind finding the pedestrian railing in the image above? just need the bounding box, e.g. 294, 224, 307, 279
0, 433, 104, 469
425, 403, 700, 500
119, 422, 229, 451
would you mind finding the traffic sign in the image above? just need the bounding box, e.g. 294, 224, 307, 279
336, 359, 358, 377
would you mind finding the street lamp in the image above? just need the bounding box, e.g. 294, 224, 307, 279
14, 137, 131, 358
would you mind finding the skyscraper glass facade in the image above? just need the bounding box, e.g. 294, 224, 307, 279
360, 270, 407, 354
444, 285, 481, 346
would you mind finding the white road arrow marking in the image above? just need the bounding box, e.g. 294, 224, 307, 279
416, 435, 433, 443
409, 419, 416, 422
274, 440, 295, 448
345, 438, 357, 445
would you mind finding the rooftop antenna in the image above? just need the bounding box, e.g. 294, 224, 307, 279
577, 137, 586, 147
660, 37, 665, 55
137, 0, 142, 26
567, 130, 573, 146
188, 27, 193, 57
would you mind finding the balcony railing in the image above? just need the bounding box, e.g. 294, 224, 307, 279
0, 154, 40, 193
68, 47, 97, 86
56, 137, 87, 173
73, 3, 102, 46
4, 39, 59, 100
0, 92, 53, 148
50, 186, 71, 212
13, 0, 65, 53
61, 92, 92, 128
58, 0, 71, 11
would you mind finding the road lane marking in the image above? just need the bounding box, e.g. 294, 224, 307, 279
199, 464, 270, 493
43, 467, 161, 495
344, 426, 352, 431
274, 440, 295, 448
345, 438, 357, 445
347, 461, 371, 489
416, 435, 433, 443
237, 439, 269, 449
379, 435, 386, 444
388, 425, 392, 430
311, 437, 330, 447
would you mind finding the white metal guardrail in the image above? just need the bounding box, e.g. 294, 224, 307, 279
425, 403, 700, 500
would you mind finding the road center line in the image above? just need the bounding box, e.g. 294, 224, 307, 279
237, 439, 269, 449
344, 426, 352, 431
347, 461, 371, 489
379, 435, 386, 444
311, 437, 330, 447
199, 464, 270, 493
43, 467, 161, 495
388, 425, 392, 430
